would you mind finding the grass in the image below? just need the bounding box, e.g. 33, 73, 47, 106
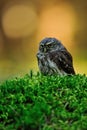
0, 72, 87, 130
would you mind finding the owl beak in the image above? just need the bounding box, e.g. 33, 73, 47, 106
44, 47, 47, 53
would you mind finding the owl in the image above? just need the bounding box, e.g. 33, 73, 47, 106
36, 37, 75, 75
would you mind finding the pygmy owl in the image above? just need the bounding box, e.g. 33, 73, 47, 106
36, 37, 75, 75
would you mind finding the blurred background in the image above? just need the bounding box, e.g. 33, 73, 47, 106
0, 0, 87, 80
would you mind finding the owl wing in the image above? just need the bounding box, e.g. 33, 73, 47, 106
49, 50, 75, 74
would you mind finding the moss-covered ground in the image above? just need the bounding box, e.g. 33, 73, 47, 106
0, 72, 87, 130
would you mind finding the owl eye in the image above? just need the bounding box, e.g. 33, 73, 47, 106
47, 44, 50, 48
47, 42, 56, 48
40, 45, 43, 48
40, 45, 44, 51
47, 44, 52, 48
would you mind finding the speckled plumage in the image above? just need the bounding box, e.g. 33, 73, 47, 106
36, 37, 75, 75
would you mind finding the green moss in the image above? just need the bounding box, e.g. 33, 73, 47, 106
0, 73, 87, 130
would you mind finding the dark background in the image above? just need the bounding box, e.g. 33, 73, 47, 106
0, 0, 87, 80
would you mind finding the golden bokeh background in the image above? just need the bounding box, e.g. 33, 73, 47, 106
0, 0, 87, 80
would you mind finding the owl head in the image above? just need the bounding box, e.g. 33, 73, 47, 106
39, 37, 64, 53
